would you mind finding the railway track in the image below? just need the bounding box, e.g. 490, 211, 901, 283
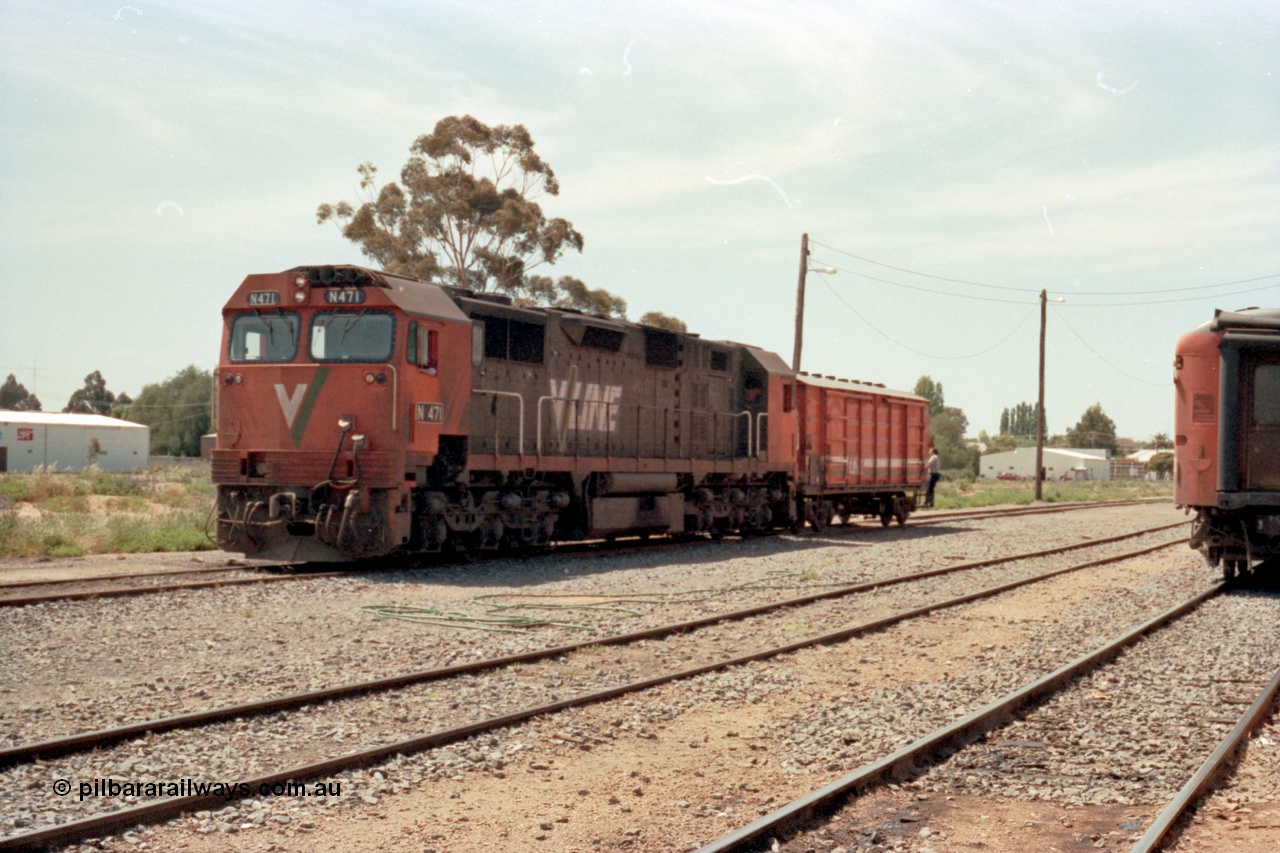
0, 497, 1171, 610
1130, 663, 1280, 851
692, 583, 1280, 853
0, 523, 1188, 850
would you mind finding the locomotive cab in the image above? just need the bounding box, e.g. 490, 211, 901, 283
212, 265, 472, 561
1175, 307, 1280, 577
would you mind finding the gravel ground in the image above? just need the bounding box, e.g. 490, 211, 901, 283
0, 502, 1223, 851
770, 590, 1280, 853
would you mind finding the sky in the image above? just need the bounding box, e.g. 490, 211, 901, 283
1, 0, 1277, 443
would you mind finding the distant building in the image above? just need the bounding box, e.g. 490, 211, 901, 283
0, 411, 149, 473
979, 446, 1111, 482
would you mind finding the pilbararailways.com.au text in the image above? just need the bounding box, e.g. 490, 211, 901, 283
54, 778, 342, 802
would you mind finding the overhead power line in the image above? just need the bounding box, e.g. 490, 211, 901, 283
813, 274, 1035, 360
810, 238, 1280, 299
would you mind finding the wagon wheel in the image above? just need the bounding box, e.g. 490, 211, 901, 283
894, 502, 909, 527
879, 500, 893, 528
1223, 559, 1238, 584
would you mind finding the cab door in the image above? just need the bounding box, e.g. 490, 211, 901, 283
1242, 354, 1280, 491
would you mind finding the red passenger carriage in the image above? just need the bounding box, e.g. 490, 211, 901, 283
1174, 308, 1280, 580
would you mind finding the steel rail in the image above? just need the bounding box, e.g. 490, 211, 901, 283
1129, 662, 1280, 852
0, 524, 1183, 770
0, 498, 1169, 609
0, 569, 351, 608
905, 497, 1165, 525
0, 564, 278, 590
695, 584, 1223, 853
0, 537, 1189, 850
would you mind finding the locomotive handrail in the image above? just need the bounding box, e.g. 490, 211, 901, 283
473, 389, 525, 456
755, 412, 768, 459
733, 410, 753, 463
387, 363, 397, 431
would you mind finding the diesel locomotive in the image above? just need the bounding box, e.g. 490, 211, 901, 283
212, 265, 929, 562
1174, 307, 1280, 580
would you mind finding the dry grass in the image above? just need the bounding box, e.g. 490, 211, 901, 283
0, 464, 215, 557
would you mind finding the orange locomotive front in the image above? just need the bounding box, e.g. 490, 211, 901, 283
212, 266, 473, 561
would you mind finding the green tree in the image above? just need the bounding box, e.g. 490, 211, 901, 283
1147, 432, 1172, 450
1066, 403, 1118, 455
1146, 451, 1174, 478
0, 374, 41, 411
318, 114, 586, 299
64, 371, 128, 415
999, 401, 1043, 441
978, 430, 1018, 454
913, 376, 945, 416
528, 275, 627, 319
638, 311, 688, 333
123, 366, 212, 456
913, 376, 975, 471
931, 406, 979, 473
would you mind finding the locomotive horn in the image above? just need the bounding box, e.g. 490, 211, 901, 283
319, 265, 337, 284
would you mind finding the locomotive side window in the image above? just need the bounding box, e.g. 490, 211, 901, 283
474, 314, 545, 364
644, 329, 680, 368
580, 326, 625, 352
229, 312, 299, 362
407, 321, 435, 370
309, 312, 394, 362
1255, 365, 1280, 425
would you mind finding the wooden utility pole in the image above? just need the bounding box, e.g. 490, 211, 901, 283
792, 233, 809, 371
1035, 288, 1047, 501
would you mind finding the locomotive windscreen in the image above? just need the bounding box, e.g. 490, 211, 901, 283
229, 312, 300, 362
309, 312, 394, 361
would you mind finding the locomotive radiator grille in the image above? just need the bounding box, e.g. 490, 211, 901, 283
211, 450, 399, 486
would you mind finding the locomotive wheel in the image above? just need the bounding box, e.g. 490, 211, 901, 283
1223, 559, 1239, 583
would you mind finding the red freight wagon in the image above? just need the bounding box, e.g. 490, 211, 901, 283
793, 373, 929, 530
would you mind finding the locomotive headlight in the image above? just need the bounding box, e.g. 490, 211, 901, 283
364, 372, 375, 385
293, 273, 308, 288
293, 290, 307, 304
233, 373, 243, 385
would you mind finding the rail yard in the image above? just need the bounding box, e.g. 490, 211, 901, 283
1, 500, 1277, 853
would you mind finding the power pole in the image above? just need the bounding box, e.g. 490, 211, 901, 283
792, 232, 809, 372
1035, 288, 1046, 500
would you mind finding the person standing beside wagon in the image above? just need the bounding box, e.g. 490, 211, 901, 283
923, 448, 941, 508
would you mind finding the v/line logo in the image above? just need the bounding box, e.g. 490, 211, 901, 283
549, 378, 623, 434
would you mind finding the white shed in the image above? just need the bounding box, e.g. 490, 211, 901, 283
0, 411, 150, 473
979, 446, 1112, 482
